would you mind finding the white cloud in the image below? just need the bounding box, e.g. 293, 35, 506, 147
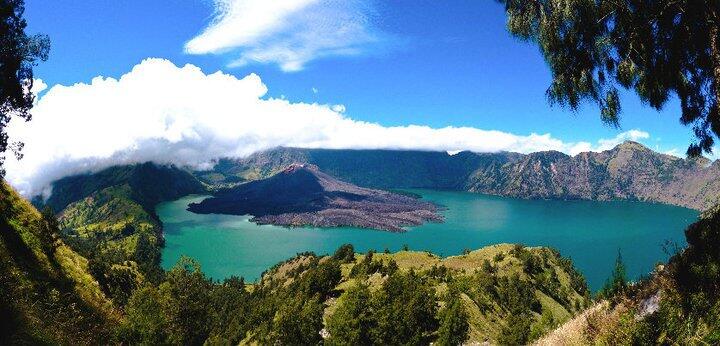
561, 129, 650, 156
663, 148, 681, 157
32, 79, 48, 96
5, 59, 651, 197
596, 129, 650, 151
185, 0, 380, 72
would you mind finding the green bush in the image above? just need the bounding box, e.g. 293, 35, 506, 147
326, 283, 373, 345
370, 271, 439, 345
499, 313, 532, 345
599, 250, 627, 300
436, 289, 469, 346
332, 243, 356, 263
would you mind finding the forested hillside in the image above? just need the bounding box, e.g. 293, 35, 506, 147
40, 141, 718, 249
117, 243, 588, 345
43, 162, 206, 213
41, 163, 206, 294
0, 182, 116, 344
19, 142, 720, 344
9, 165, 720, 344
537, 206, 720, 344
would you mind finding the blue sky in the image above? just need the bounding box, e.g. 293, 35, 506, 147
6, 0, 697, 194
24, 0, 693, 150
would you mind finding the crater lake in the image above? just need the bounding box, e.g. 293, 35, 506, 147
158, 190, 698, 290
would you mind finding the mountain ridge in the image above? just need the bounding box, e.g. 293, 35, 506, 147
16, 142, 720, 344
34, 140, 719, 250
39, 163, 207, 286
188, 163, 443, 232
201, 141, 719, 210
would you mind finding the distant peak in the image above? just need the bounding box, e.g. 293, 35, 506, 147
282, 163, 319, 174
616, 140, 648, 150
527, 150, 569, 160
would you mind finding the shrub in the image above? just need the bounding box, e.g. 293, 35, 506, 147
493, 252, 505, 262
499, 313, 532, 345
326, 283, 373, 345
332, 243, 355, 263
599, 250, 627, 300
436, 290, 469, 345
370, 271, 439, 345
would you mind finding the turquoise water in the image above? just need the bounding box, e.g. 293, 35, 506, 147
159, 190, 698, 291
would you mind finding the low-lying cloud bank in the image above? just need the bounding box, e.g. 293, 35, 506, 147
6, 58, 649, 197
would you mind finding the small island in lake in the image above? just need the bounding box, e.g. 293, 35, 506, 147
187, 163, 443, 232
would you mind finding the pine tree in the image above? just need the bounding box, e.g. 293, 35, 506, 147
498, 0, 720, 156
38, 206, 58, 252
326, 283, 373, 345
601, 249, 628, 298
436, 290, 469, 346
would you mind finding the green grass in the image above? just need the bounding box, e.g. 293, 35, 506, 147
0, 181, 116, 344
61, 184, 156, 233
258, 243, 590, 344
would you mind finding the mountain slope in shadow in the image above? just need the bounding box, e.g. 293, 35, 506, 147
188, 164, 443, 232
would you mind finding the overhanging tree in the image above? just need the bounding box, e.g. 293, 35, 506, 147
498, 0, 720, 156
0, 0, 49, 176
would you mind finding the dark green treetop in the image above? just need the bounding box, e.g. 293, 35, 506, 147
600, 249, 628, 299
436, 287, 470, 346
498, 0, 720, 156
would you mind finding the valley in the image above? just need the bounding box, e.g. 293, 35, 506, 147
36, 142, 707, 292
8, 141, 709, 344
2, 179, 591, 344
6, 1, 720, 343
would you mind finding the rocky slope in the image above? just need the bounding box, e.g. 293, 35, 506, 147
188, 164, 443, 232
205, 141, 720, 210
466, 141, 720, 210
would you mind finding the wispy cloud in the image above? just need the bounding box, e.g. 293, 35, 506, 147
6, 59, 652, 197
598, 129, 650, 150
185, 0, 381, 72
564, 129, 650, 155
663, 148, 681, 157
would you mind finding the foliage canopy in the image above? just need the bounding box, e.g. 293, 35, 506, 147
499, 0, 720, 156
0, 0, 50, 175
